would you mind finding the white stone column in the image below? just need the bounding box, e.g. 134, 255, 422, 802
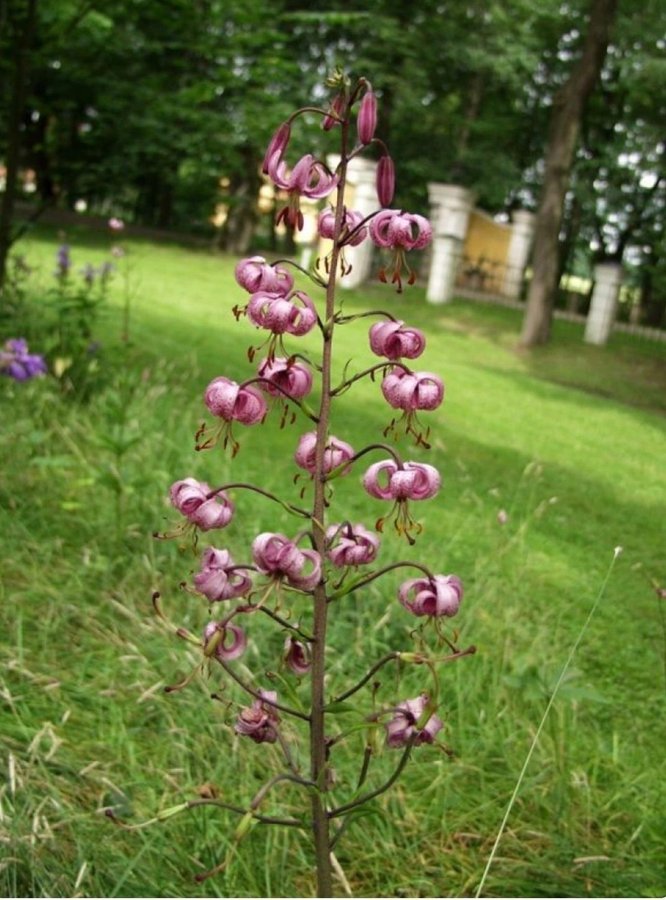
295, 197, 320, 271
584, 263, 623, 345
426, 184, 474, 304
326, 155, 378, 289
503, 210, 535, 299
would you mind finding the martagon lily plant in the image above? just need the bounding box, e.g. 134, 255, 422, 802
108, 71, 476, 897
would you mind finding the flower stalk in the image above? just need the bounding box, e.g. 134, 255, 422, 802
150, 72, 473, 899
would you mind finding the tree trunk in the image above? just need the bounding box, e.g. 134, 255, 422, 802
520, 0, 618, 346
451, 73, 484, 183
0, 0, 37, 291
219, 145, 261, 255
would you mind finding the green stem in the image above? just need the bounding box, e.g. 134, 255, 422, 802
309, 115, 353, 900
327, 739, 416, 819
329, 652, 400, 704
215, 657, 309, 721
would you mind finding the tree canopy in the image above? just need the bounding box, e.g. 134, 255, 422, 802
1, 0, 664, 323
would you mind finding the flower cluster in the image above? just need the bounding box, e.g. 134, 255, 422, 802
153, 75, 471, 892
0, 338, 47, 381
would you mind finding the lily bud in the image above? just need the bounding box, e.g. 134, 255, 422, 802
357, 89, 377, 145
376, 155, 395, 207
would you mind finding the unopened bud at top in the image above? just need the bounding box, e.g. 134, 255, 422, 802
357, 89, 377, 145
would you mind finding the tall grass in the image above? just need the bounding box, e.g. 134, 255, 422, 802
1, 226, 665, 897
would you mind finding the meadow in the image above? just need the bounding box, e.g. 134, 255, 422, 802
1, 225, 665, 898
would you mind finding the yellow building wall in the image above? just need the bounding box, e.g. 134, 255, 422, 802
458, 210, 512, 293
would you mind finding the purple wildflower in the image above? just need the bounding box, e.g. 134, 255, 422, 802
0, 338, 47, 381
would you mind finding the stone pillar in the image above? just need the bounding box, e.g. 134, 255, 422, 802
426, 184, 474, 304
295, 197, 320, 271
326, 155, 378, 289
503, 210, 535, 299
584, 263, 622, 345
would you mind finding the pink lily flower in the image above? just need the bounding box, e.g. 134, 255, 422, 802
235, 690, 280, 743
194, 547, 253, 602
204, 376, 267, 424
169, 478, 234, 531
284, 636, 311, 675
363, 460, 440, 542
199, 376, 267, 454
252, 533, 322, 591
294, 432, 355, 477
247, 290, 317, 337
369, 320, 426, 360
326, 522, 380, 567
398, 574, 463, 618
385, 694, 443, 748
381, 370, 444, 412
203, 620, 247, 661
363, 460, 440, 501
370, 209, 432, 291
318, 207, 367, 247
380, 369, 443, 447
257, 356, 313, 400
235, 256, 294, 296
267, 152, 339, 231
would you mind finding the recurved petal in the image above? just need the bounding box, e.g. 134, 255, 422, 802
362, 460, 398, 499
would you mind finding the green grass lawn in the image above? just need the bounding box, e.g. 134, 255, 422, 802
1, 225, 665, 898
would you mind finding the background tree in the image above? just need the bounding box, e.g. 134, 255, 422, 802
520, 0, 618, 346
2, 0, 663, 324
0, 0, 37, 290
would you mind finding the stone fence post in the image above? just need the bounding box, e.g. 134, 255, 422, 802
503, 210, 535, 299
426, 184, 474, 304
584, 262, 623, 345
327, 155, 378, 289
